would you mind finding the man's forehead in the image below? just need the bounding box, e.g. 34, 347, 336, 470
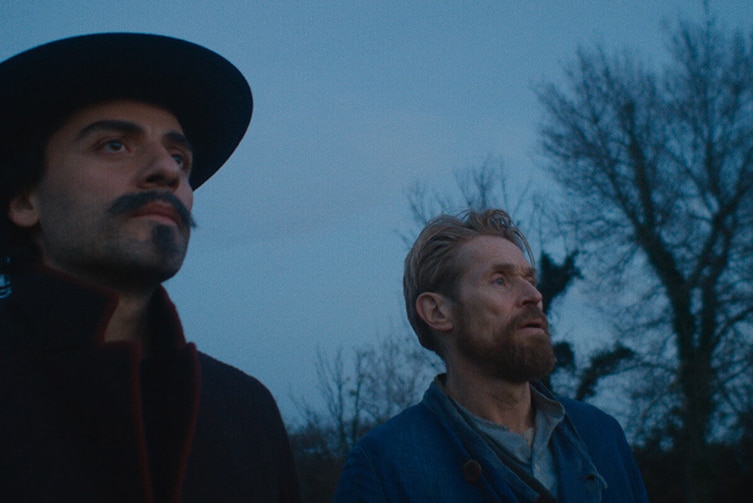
58, 100, 184, 136
458, 235, 530, 272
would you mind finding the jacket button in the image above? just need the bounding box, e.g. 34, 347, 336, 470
463, 460, 482, 483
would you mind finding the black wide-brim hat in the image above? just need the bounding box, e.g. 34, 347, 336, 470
0, 32, 252, 189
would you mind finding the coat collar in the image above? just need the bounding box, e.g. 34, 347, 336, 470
0, 265, 186, 353
422, 375, 607, 502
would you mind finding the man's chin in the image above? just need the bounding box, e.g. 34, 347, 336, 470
475, 340, 556, 383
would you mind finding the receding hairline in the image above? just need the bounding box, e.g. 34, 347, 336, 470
453, 234, 533, 280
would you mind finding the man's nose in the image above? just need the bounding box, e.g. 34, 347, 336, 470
139, 145, 184, 191
519, 279, 544, 307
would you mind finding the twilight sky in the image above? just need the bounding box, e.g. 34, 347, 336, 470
2, 1, 751, 422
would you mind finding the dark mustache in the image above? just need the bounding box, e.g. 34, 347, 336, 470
108, 191, 197, 229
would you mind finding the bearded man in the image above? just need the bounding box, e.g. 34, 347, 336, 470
334, 209, 648, 502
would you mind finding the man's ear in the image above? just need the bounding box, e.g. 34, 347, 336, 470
7, 191, 40, 229
416, 292, 454, 333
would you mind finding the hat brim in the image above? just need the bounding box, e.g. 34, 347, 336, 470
0, 33, 253, 189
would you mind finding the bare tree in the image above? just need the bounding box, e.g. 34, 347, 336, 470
289, 331, 438, 502
536, 13, 753, 502
401, 156, 533, 244
358, 330, 442, 424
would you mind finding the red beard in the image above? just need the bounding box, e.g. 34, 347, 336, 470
455, 304, 556, 383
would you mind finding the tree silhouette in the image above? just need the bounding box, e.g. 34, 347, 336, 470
536, 12, 753, 502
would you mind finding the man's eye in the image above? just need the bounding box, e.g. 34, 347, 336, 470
102, 139, 126, 152
172, 153, 192, 172
494, 277, 509, 286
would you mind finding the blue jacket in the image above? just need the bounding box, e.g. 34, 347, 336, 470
334, 378, 648, 502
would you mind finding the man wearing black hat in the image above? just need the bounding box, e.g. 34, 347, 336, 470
0, 34, 300, 501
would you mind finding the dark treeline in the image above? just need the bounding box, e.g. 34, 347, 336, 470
288, 10, 753, 503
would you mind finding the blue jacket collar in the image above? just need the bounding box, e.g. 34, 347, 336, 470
422, 375, 607, 502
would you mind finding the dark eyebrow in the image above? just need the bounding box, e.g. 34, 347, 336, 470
164, 131, 194, 155
77, 119, 143, 140
77, 120, 193, 154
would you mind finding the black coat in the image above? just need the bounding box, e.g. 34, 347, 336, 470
0, 266, 300, 502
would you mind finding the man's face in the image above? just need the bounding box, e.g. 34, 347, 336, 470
9, 100, 195, 290
449, 235, 555, 383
